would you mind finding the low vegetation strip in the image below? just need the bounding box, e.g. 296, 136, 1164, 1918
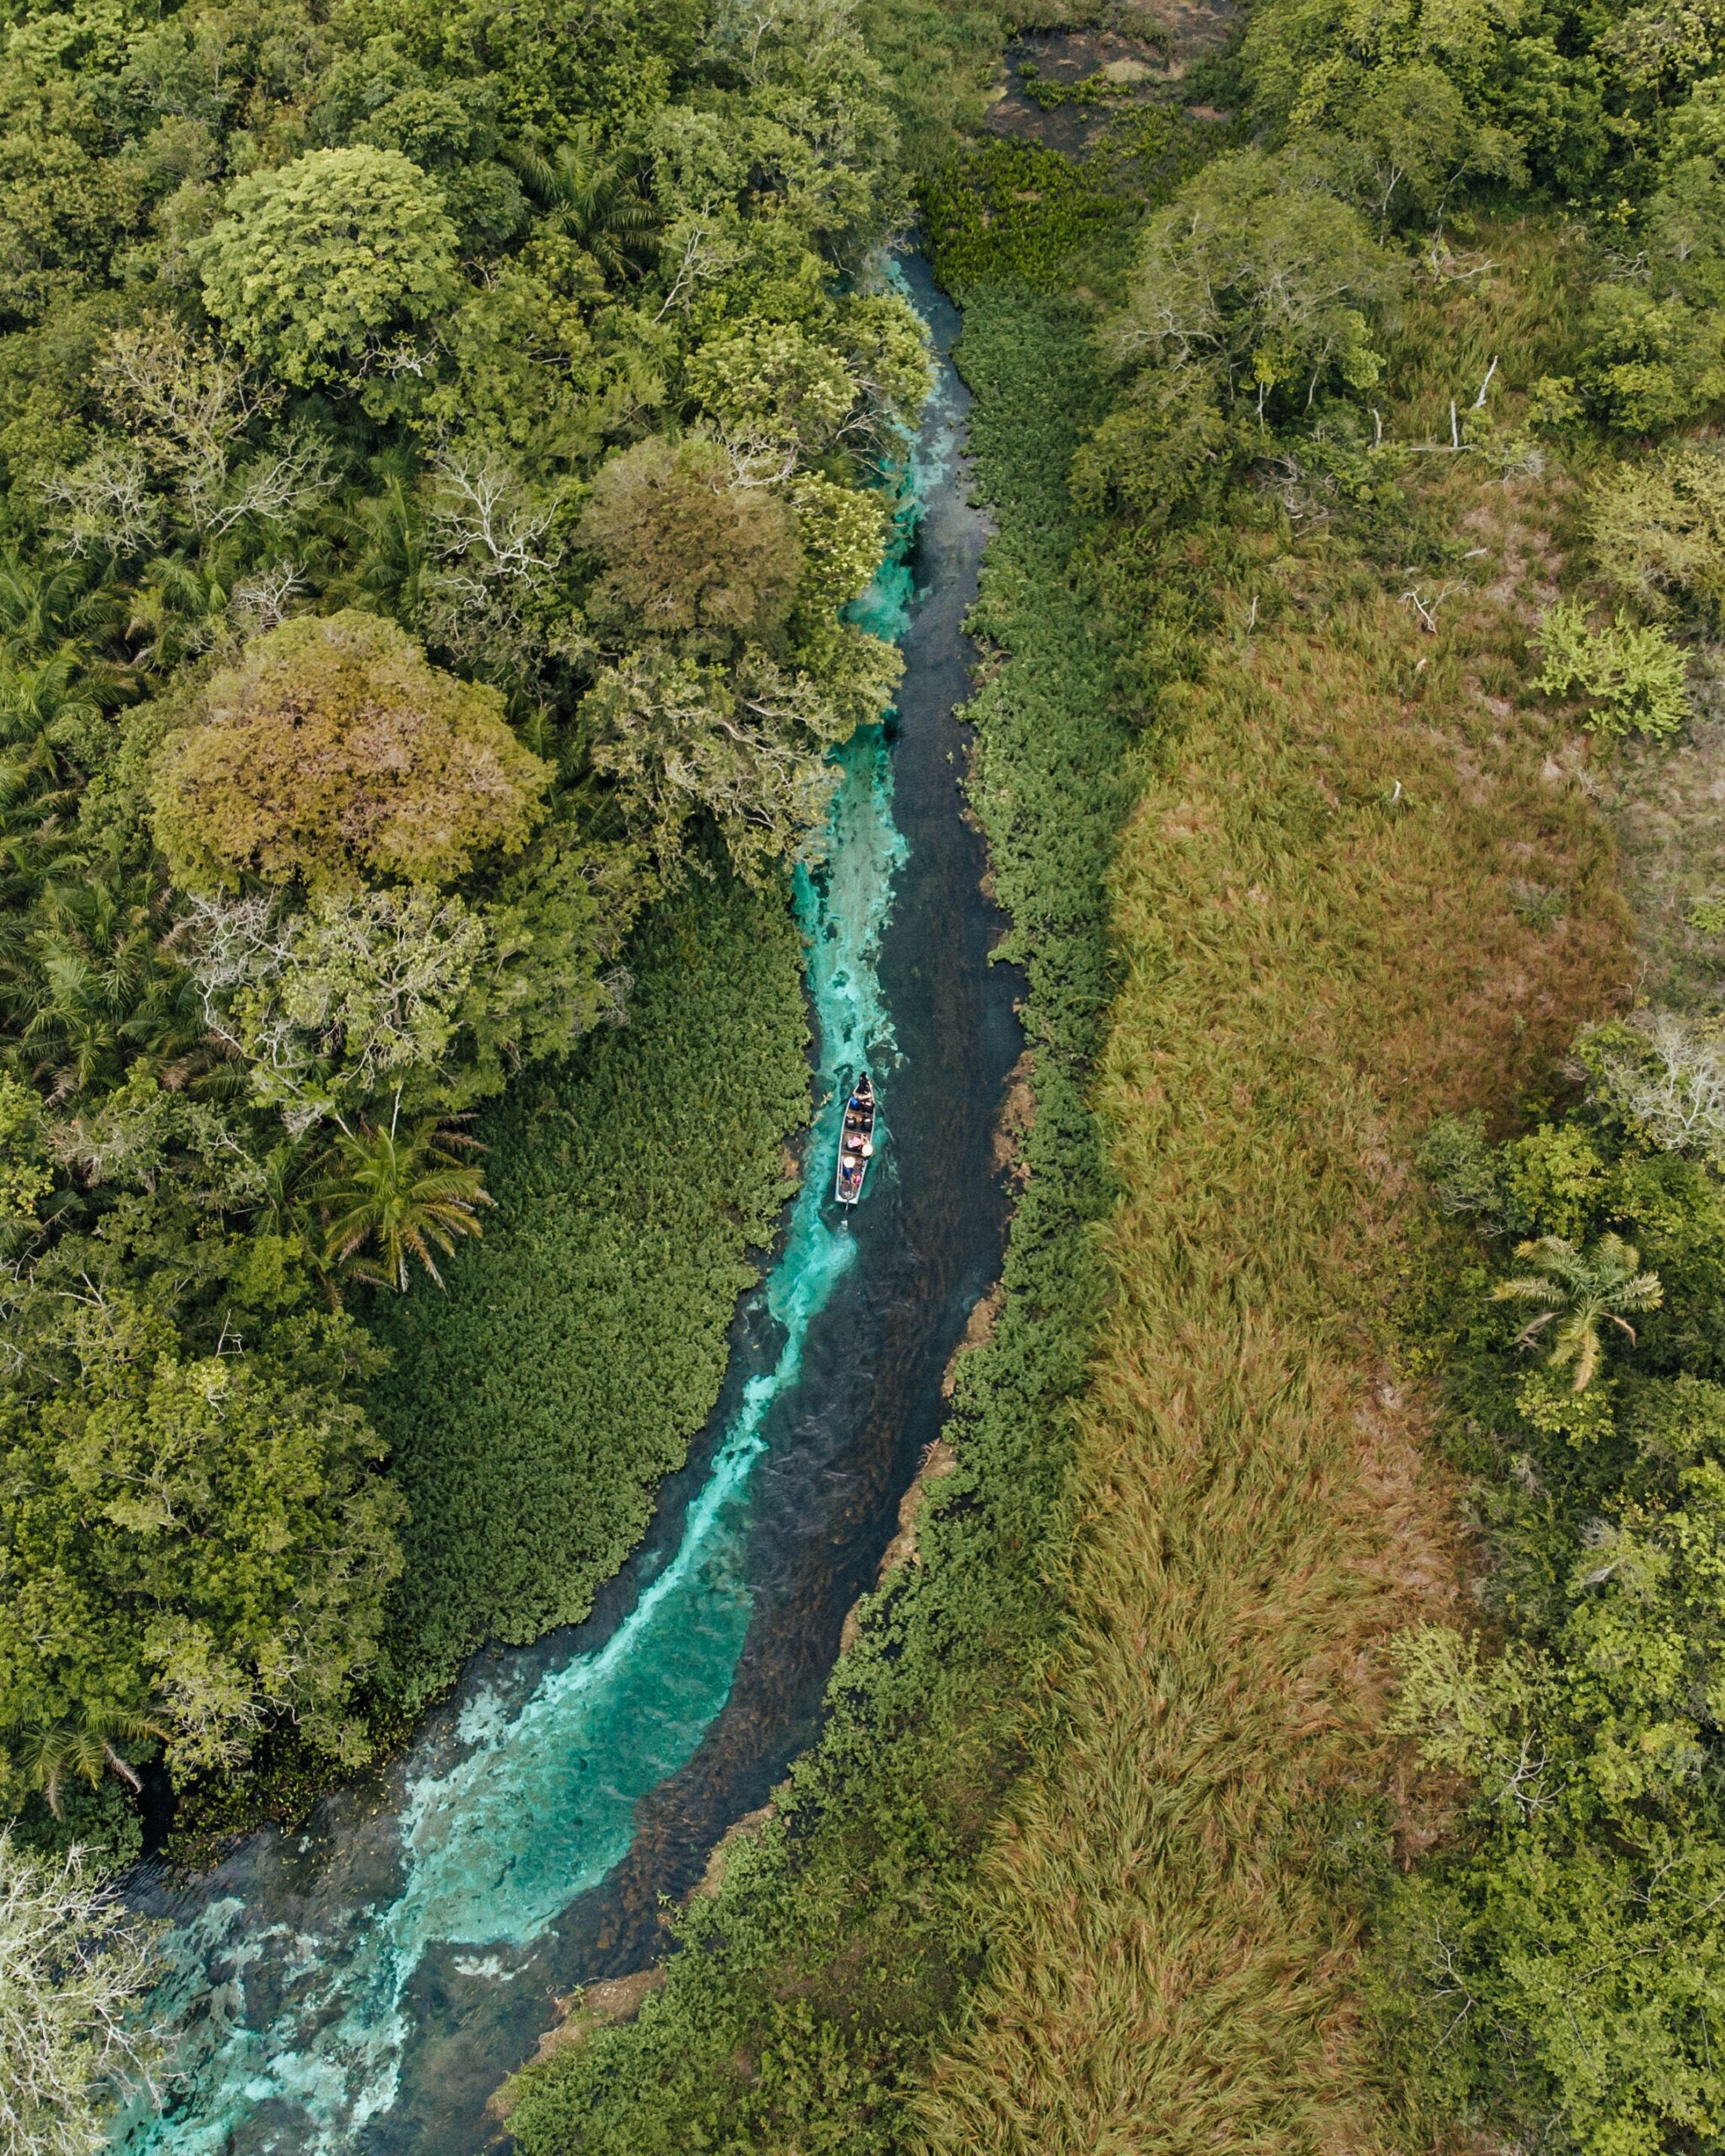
366, 878, 810, 1710
916, 526, 1631, 2143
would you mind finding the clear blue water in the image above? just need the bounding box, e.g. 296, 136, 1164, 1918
115, 254, 1014, 2155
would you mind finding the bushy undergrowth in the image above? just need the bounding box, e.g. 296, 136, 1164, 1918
506, 286, 1125, 2156
921, 117, 1215, 297
366, 877, 809, 1709
1381, 1069, 1725, 2152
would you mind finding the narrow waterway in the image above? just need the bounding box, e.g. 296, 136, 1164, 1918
115, 253, 1017, 2156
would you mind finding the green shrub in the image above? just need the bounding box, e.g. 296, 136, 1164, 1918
1535, 600, 1690, 736
195, 147, 462, 387
1590, 443, 1725, 629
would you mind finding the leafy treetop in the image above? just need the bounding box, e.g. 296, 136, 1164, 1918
152, 610, 553, 893
195, 147, 462, 390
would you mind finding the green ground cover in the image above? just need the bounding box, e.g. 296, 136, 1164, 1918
367, 878, 809, 1711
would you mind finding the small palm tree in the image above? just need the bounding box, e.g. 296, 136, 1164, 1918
0, 552, 121, 661
316, 1107, 493, 1290
1493, 1232, 1664, 1390
503, 129, 660, 283
0, 650, 121, 797
7, 858, 207, 1103
12, 1705, 170, 1818
332, 462, 430, 619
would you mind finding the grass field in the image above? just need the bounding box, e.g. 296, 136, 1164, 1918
912, 227, 1637, 2153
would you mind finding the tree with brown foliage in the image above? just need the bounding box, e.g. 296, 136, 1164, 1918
152, 611, 551, 894
578, 436, 803, 645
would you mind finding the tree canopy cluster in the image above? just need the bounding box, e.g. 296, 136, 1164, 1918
1401, 1033, 1725, 2153
1068, 0, 1725, 545
0, 0, 921, 1899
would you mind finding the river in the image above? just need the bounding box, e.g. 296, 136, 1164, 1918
113, 252, 1018, 2156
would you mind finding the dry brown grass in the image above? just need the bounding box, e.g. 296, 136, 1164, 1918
913, 544, 1633, 2148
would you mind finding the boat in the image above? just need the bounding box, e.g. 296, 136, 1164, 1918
836, 1073, 877, 1206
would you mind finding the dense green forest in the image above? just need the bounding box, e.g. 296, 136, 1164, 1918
0, 0, 930, 1867
16, 0, 1725, 2134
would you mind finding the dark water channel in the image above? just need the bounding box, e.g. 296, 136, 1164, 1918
116, 254, 1018, 2156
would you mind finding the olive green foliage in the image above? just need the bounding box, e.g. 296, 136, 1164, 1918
580, 438, 804, 642
1392, 1091, 1725, 2153
194, 147, 462, 388
922, 139, 1125, 292
1113, 149, 1405, 418
1530, 76, 1725, 433
152, 610, 552, 891
1054, 144, 1407, 547
366, 877, 809, 1708
921, 115, 1212, 296
1590, 440, 1725, 628
1236, 0, 1725, 442
1240, 0, 1602, 205
1535, 598, 1690, 735
0, 1219, 404, 1796
508, 288, 1123, 2156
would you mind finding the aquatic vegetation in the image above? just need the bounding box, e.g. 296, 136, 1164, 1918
360, 880, 812, 1715
508, 277, 1126, 2156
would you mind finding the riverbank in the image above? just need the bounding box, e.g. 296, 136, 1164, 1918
504, 275, 1126, 2156
111, 249, 1035, 2154
158, 878, 812, 1860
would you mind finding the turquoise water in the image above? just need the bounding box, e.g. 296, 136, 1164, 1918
112, 296, 959, 2156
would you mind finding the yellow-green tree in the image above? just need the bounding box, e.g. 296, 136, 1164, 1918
152, 611, 551, 893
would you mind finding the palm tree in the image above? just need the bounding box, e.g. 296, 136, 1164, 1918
1492, 1232, 1664, 1390
254, 1132, 327, 1245
10, 1705, 170, 1818
4, 861, 205, 1102
125, 553, 229, 670
316, 1107, 494, 1290
332, 465, 430, 619
0, 651, 124, 803
502, 129, 660, 283
0, 554, 121, 662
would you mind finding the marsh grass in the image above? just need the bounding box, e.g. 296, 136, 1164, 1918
912, 237, 1634, 2154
